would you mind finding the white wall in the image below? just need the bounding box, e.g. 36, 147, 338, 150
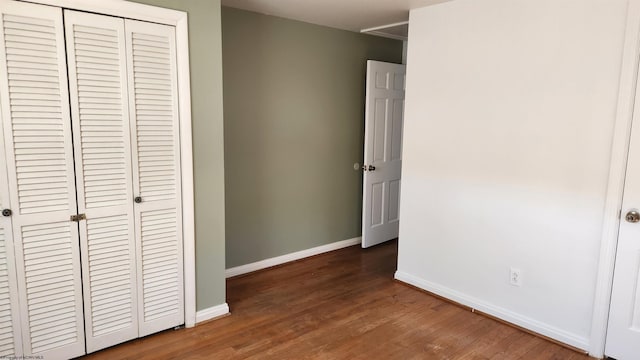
397, 0, 628, 350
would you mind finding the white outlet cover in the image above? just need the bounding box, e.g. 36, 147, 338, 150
510, 267, 522, 286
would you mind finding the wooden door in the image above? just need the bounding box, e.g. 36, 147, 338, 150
125, 18, 184, 337
64, 9, 139, 353
362, 60, 406, 248
0, 2, 85, 358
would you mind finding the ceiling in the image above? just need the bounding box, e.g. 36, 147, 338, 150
221, 0, 451, 37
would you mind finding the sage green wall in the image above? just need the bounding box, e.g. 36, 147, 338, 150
222, 7, 402, 268
128, 0, 226, 310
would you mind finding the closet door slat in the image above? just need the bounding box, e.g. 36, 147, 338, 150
0, 2, 85, 359
64, 9, 139, 353
125, 18, 184, 337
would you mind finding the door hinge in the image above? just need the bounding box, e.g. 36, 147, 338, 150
70, 214, 86, 222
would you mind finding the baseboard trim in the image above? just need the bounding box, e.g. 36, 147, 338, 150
226, 237, 362, 278
394, 271, 590, 351
195, 303, 230, 324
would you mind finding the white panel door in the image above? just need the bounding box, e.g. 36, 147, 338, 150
64, 10, 139, 353
0, 1, 85, 359
362, 60, 405, 248
0, 70, 23, 358
125, 18, 184, 336
606, 67, 640, 358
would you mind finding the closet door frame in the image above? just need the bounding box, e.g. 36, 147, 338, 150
18, 0, 199, 327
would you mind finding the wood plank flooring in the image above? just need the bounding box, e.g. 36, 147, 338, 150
81, 240, 592, 359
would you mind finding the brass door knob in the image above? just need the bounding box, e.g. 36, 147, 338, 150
625, 210, 640, 223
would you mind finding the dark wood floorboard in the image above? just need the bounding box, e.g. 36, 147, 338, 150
81, 240, 592, 359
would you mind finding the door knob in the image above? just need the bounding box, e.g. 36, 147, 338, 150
134, 196, 142, 204
625, 210, 640, 223
368, 165, 376, 171
1, 209, 11, 217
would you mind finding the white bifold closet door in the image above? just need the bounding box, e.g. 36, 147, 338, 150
0, 2, 184, 356
125, 19, 184, 337
64, 10, 184, 350
63, 10, 138, 353
0, 1, 85, 359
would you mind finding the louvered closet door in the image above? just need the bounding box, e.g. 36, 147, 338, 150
0, 84, 23, 357
125, 19, 184, 336
0, 2, 85, 359
64, 10, 139, 353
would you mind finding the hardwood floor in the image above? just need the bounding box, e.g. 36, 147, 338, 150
81, 240, 592, 359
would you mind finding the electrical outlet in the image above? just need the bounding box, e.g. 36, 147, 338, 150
510, 268, 522, 287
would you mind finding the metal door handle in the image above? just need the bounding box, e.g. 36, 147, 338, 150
134, 196, 142, 204
1, 209, 11, 217
70, 214, 86, 222
368, 165, 376, 171
626, 210, 640, 223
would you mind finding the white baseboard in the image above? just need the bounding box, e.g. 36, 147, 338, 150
195, 303, 230, 324
394, 271, 590, 351
226, 237, 362, 278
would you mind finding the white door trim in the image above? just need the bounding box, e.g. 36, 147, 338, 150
590, 0, 640, 357
16, 0, 197, 328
